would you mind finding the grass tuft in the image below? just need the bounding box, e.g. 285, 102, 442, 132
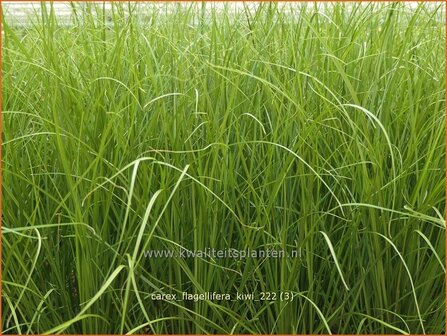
2, 2, 445, 334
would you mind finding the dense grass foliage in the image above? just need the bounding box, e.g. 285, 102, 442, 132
2, 2, 446, 334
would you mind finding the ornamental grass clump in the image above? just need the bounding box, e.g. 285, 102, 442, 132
2, 2, 445, 334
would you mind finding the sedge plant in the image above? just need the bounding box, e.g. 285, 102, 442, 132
2, 2, 445, 334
